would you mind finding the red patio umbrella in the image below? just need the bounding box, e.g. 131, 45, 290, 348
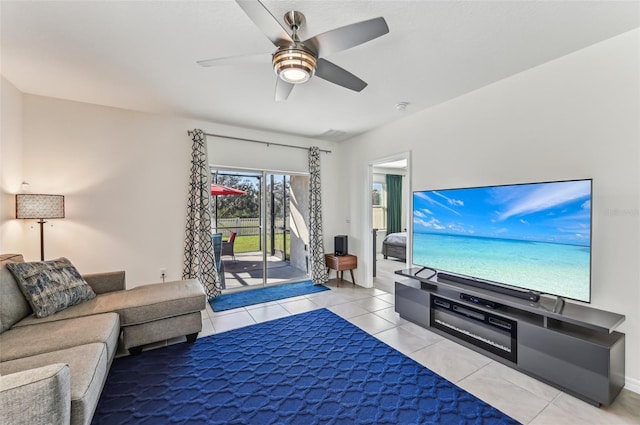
211, 184, 246, 196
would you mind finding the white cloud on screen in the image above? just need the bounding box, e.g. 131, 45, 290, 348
432, 191, 464, 207
415, 217, 445, 230
448, 223, 465, 232
415, 192, 461, 216
414, 208, 432, 218
496, 181, 591, 221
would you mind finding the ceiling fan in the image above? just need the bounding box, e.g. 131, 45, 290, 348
197, 0, 389, 101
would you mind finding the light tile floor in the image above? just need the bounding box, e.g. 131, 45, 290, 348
184, 279, 640, 424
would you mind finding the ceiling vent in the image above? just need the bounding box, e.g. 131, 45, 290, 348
318, 129, 347, 140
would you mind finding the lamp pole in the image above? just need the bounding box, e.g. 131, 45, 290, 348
38, 219, 46, 261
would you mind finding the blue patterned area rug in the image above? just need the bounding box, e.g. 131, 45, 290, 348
92, 309, 519, 425
210, 280, 329, 312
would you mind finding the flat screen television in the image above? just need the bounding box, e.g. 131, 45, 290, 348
412, 179, 592, 303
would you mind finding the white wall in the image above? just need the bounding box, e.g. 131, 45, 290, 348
1, 94, 337, 287
0, 77, 25, 254
341, 29, 640, 387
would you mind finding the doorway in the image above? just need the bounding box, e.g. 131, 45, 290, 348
365, 153, 411, 293
212, 168, 310, 290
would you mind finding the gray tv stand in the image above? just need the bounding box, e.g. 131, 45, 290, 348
394, 268, 626, 406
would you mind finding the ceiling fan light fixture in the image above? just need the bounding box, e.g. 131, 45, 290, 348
273, 47, 317, 84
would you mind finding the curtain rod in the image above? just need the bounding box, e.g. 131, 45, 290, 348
187, 131, 331, 154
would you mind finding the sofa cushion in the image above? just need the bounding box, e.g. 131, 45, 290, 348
0, 313, 120, 363
7, 258, 96, 318
0, 258, 32, 333
83, 270, 125, 294
0, 363, 71, 425
107, 279, 206, 326
0, 343, 110, 425
15, 279, 206, 328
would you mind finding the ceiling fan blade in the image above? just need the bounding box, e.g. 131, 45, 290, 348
315, 58, 367, 92
304, 17, 389, 57
275, 78, 294, 102
236, 0, 293, 46
197, 53, 270, 67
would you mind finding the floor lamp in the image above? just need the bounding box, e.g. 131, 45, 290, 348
16, 194, 65, 261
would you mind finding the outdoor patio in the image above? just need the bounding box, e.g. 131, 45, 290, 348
221, 252, 308, 289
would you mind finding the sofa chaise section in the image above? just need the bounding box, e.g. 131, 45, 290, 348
14, 274, 206, 354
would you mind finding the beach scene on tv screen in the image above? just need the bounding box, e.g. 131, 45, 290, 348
412, 180, 592, 302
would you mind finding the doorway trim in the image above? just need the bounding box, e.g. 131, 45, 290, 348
363, 151, 412, 286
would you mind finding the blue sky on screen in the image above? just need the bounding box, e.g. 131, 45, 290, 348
413, 180, 592, 245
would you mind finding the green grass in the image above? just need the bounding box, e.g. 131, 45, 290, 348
233, 235, 260, 253
233, 234, 291, 258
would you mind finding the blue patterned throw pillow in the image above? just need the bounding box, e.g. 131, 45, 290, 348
7, 258, 96, 318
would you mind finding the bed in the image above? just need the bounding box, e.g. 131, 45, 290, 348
382, 232, 407, 261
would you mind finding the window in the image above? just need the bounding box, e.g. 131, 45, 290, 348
372, 182, 386, 229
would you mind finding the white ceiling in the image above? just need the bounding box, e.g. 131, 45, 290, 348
2, 1, 638, 142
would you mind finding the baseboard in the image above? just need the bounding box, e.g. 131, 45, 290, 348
625, 376, 640, 394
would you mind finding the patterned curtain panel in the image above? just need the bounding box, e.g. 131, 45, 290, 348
308, 147, 329, 285
386, 174, 403, 234
183, 129, 220, 299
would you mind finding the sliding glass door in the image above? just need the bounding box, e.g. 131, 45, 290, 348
212, 168, 309, 290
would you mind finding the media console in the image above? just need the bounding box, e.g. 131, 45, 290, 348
394, 268, 626, 406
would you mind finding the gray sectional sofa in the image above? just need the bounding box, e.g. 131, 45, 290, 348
0, 254, 207, 425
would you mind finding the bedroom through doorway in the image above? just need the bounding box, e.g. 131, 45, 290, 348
367, 153, 411, 293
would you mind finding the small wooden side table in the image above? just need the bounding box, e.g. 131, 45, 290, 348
325, 253, 357, 286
